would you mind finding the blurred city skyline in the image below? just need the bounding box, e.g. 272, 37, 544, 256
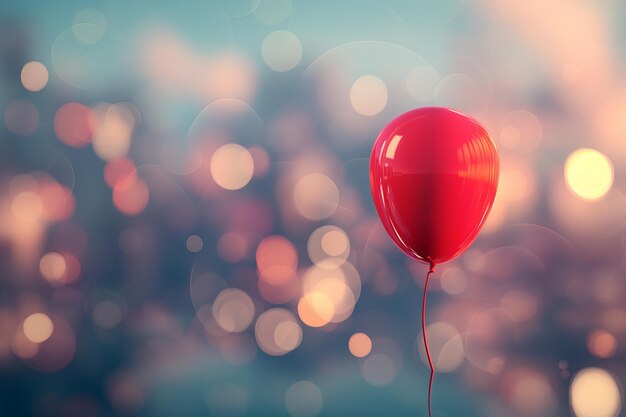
0, 1, 625, 416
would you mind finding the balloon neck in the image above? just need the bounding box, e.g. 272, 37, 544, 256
428, 261, 436, 273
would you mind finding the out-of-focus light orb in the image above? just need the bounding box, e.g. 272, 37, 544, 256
210, 144, 254, 190
39, 181, 76, 222
5, 100, 39, 136
92, 103, 136, 161
301, 263, 360, 323
23, 313, 54, 344
21, 61, 48, 92
321, 229, 348, 257
212, 288, 255, 333
12, 331, 39, 359
440, 267, 467, 295
406, 65, 440, 103
254, 0, 292, 26
39, 252, 66, 283
361, 353, 396, 386
349, 75, 388, 116
256, 236, 297, 284
12, 191, 43, 222
293, 174, 339, 220
104, 158, 137, 189
284, 381, 323, 417
307, 225, 350, 267
54, 102, 95, 148
417, 322, 464, 372
570, 368, 621, 417
261, 30, 302, 72
297, 292, 335, 327
186, 235, 204, 253
273, 320, 302, 352
565, 149, 613, 200
72, 8, 107, 44
348, 332, 372, 358
587, 329, 617, 358
112, 177, 149, 216
255, 308, 301, 356
93, 300, 123, 329
217, 232, 248, 262
206, 54, 257, 101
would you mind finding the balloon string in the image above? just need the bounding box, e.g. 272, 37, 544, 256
422, 263, 435, 417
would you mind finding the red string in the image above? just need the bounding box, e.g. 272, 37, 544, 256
422, 263, 435, 417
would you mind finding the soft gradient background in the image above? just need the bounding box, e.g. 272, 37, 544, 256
0, 1, 625, 416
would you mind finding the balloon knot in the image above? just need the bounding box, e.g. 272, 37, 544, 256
428, 262, 435, 273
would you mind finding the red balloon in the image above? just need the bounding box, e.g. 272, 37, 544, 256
370, 107, 499, 268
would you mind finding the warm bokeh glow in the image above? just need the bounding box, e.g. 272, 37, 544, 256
255, 308, 302, 356
293, 174, 339, 220
570, 368, 621, 417
39, 252, 66, 283
112, 176, 149, 216
307, 225, 350, 267
587, 329, 617, 358
92, 103, 136, 161
54, 102, 95, 147
210, 144, 254, 190
565, 148, 613, 200
261, 30, 302, 72
348, 332, 372, 358
350, 75, 388, 116
21, 61, 49, 92
297, 292, 335, 328
212, 288, 255, 333
23, 313, 54, 344
256, 235, 297, 284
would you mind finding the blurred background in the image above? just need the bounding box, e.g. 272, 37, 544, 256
0, 0, 625, 416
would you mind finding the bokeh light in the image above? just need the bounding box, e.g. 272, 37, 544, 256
262, 30, 302, 72
23, 313, 54, 344
570, 368, 621, 417
186, 235, 204, 253
255, 308, 302, 356
350, 75, 388, 116
307, 225, 350, 267
210, 144, 255, 190
565, 148, 613, 200
297, 292, 335, 328
212, 288, 255, 333
54, 102, 95, 148
20, 61, 48, 92
2, 2, 626, 415
256, 235, 297, 284
112, 176, 149, 216
587, 329, 617, 358
348, 332, 372, 358
293, 174, 339, 220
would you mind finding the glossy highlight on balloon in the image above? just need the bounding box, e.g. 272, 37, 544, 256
370, 106, 499, 268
